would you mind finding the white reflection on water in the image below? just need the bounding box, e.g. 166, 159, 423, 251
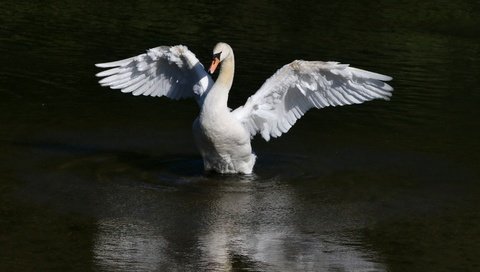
196, 182, 385, 271
92, 179, 385, 271
93, 218, 168, 271
198, 230, 384, 271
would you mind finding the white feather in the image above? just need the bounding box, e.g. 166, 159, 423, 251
95, 45, 214, 105
232, 60, 393, 141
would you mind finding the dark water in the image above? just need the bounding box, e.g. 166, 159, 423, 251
1, 0, 480, 271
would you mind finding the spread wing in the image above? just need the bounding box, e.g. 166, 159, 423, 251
232, 60, 393, 141
95, 45, 213, 106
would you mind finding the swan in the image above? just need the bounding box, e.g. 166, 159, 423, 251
95, 42, 393, 174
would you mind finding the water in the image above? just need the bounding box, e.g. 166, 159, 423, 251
1, 0, 479, 271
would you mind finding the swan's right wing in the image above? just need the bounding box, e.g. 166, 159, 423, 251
95, 45, 213, 105
232, 60, 393, 141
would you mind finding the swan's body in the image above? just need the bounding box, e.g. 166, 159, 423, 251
192, 45, 256, 173
96, 42, 393, 174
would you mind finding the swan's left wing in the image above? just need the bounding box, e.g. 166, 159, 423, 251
95, 45, 213, 106
232, 60, 393, 141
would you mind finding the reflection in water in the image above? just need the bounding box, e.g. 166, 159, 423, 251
94, 218, 168, 271
92, 172, 384, 271
198, 182, 384, 271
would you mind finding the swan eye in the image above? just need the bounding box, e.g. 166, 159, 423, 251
213, 52, 222, 60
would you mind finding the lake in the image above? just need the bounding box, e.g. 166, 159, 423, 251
1, 0, 479, 271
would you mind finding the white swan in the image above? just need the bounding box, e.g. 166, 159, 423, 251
95, 42, 393, 174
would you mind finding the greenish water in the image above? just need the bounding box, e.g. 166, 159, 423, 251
1, 0, 479, 271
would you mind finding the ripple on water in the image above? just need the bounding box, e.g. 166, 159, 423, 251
49, 150, 316, 188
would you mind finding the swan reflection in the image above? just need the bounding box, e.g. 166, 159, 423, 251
93, 179, 385, 271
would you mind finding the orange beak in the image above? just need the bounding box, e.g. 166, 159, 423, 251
208, 57, 220, 74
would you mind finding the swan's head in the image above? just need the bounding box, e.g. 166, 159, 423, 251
208, 42, 232, 74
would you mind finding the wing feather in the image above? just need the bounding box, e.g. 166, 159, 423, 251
95, 45, 214, 105
232, 60, 393, 141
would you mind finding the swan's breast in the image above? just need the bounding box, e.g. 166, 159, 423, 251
195, 113, 250, 149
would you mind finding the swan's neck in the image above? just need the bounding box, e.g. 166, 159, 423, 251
203, 53, 234, 113
216, 54, 235, 93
